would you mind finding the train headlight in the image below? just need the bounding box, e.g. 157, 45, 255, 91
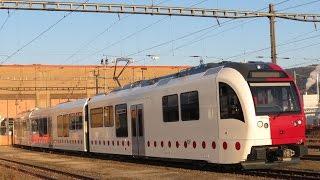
264, 123, 269, 128
297, 120, 302, 125
257, 65, 262, 69
293, 121, 298, 127
257, 121, 263, 128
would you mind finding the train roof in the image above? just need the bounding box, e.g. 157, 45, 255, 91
31, 107, 53, 117
53, 98, 88, 110
27, 61, 290, 111
108, 61, 287, 94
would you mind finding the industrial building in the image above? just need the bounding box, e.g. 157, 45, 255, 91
0, 64, 188, 144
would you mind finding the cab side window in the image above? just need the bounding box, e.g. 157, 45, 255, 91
219, 82, 244, 122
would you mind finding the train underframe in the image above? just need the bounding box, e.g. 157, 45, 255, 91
241, 144, 308, 169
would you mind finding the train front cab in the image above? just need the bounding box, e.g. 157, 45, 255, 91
216, 63, 307, 169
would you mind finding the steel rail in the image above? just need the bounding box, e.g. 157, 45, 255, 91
244, 169, 320, 180
0, 157, 95, 180
10, 146, 320, 179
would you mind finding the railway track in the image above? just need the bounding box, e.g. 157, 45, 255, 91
301, 155, 320, 161
0, 157, 96, 180
243, 169, 320, 180
9, 146, 320, 179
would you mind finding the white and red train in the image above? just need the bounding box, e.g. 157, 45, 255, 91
14, 61, 307, 169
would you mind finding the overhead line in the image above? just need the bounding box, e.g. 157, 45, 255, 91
0, 10, 10, 33
278, 0, 320, 11
126, 0, 292, 59
167, 18, 258, 54
66, 15, 131, 64
224, 30, 320, 61
66, 0, 172, 64
165, 0, 295, 55
73, 0, 209, 64
285, 57, 320, 68
275, 0, 293, 6
278, 40, 320, 55
0, 0, 90, 65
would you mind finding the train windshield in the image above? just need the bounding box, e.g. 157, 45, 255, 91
250, 82, 301, 115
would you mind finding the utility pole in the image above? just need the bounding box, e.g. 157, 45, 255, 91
269, 4, 277, 64
100, 56, 108, 93
93, 68, 100, 94
141, 67, 147, 80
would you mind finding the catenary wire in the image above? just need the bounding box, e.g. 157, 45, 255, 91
73, 0, 209, 64
0, 10, 10, 33
0, 0, 90, 65
66, 0, 172, 64
126, 0, 293, 61
158, 0, 295, 59
277, 0, 320, 12
224, 30, 319, 61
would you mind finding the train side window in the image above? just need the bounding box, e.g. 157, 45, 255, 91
57, 115, 63, 137
115, 104, 128, 137
180, 91, 199, 121
90, 108, 103, 128
42, 118, 47, 136
31, 119, 38, 133
63, 114, 69, 137
76, 112, 83, 130
38, 118, 43, 136
69, 113, 76, 130
162, 94, 179, 122
104, 106, 114, 127
39, 118, 48, 137
219, 82, 244, 122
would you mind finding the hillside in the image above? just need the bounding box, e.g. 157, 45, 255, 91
286, 64, 318, 94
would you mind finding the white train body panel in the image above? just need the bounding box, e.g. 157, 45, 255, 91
14, 62, 306, 167
14, 111, 33, 147
217, 68, 272, 163
29, 108, 53, 148
51, 99, 87, 151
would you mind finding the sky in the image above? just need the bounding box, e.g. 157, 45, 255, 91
0, 0, 319, 68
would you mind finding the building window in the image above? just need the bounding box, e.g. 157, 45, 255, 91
162, 94, 179, 122
104, 106, 114, 127
90, 108, 103, 128
115, 104, 128, 137
180, 91, 199, 121
219, 82, 244, 122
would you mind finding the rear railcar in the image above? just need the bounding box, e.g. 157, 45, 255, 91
51, 99, 88, 152
14, 111, 33, 147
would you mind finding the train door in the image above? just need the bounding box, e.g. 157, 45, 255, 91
85, 104, 90, 152
48, 117, 53, 148
130, 104, 145, 156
